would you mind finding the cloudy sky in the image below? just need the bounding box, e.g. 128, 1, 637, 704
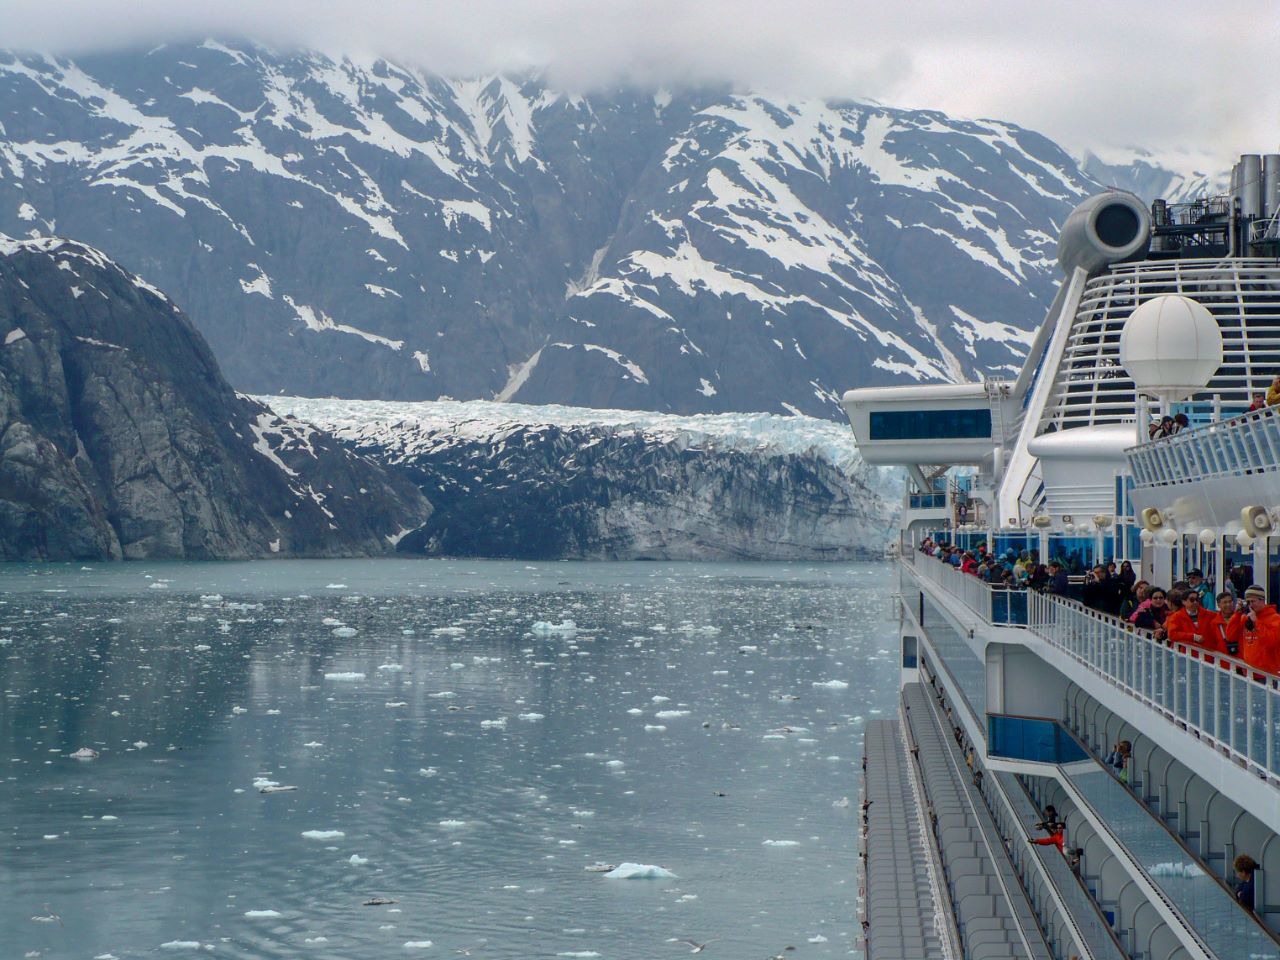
3, 0, 1276, 163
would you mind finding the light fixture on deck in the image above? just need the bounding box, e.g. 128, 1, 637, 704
1159, 527, 1179, 545
1197, 528, 1217, 547
1236, 529, 1257, 549
1031, 515, 1052, 529
1093, 514, 1113, 529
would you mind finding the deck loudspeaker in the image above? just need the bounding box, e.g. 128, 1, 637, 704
1140, 507, 1165, 533
1241, 505, 1274, 539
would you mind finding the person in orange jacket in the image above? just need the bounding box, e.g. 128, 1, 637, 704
1240, 585, 1280, 675
1033, 819, 1065, 853
1217, 592, 1246, 659
1165, 591, 1224, 655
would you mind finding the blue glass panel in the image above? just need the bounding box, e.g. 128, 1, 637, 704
988, 716, 1090, 763
868, 408, 992, 440
1047, 535, 1096, 575
920, 595, 987, 717
990, 590, 1029, 625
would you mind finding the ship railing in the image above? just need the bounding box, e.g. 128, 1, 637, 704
903, 553, 1030, 626
1027, 591, 1280, 779
1127, 402, 1280, 489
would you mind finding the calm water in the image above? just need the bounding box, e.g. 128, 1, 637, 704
0, 560, 897, 959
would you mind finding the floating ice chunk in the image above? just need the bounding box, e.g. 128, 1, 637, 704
149, 582, 169, 590
518, 712, 545, 721
738, 645, 758, 653
651, 695, 670, 703
325, 584, 348, 589
644, 725, 667, 732
583, 862, 615, 872
428, 691, 456, 698
101, 815, 118, 821
260, 785, 297, 794
378, 664, 404, 672
832, 797, 851, 809
304, 741, 324, 748
480, 718, 507, 728
231, 706, 248, 714
449, 663, 465, 670
244, 910, 282, 918
132, 741, 148, 749
419, 767, 439, 777
159, 943, 204, 951
808, 934, 828, 943
812, 680, 849, 690
573, 810, 595, 818
532, 620, 577, 637
605, 760, 625, 768
403, 942, 433, 949
301, 830, 345, 840
349, 854, 369, 865
322, 617, 344, 626
431, 627, 466, 636
654, 710, 689, 719
763, 839, 799, 847
386, 701, 408, 708
324, 672, 365, 681
332, 626, 358, 638
557, 954, 600, 958
69, 747, 99, 760
438, 819, 467, 829
626, 708, 644, 715
603, 863, 677, 879
193, 644, 211, 652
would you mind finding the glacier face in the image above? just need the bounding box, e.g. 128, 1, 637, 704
0, 41, 1127, 416
267, 397, 895, 561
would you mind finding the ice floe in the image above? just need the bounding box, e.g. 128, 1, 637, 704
301, 830, 345, 840
324, 672, 365, 681
603, 863, 677, 879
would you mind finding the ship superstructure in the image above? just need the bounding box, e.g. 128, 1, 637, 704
846, 153, 1280, 960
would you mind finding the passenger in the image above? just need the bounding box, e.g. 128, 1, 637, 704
1240, 585, 1280, 674
1218, 592, 1245, 657
1187, 569, 1216, 611
1033, 818, 1066, 853
1268, 374, 1280, 407
1235, 854, 1259, 912
1047, 562, 1070, 596
1083, 565, 1121, 616
1104, 740, 1132, 784
1119, 580, 1149, 621
1165, 591, 1223, 654
1248, 393, 1267, 413
1171, 412, 1190, 433
1029, 564, 1050, 592
1131, 589, 1170, 632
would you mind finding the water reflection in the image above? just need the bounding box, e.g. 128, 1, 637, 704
0, 560, 894, 959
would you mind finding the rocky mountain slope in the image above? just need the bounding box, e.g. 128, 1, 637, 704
0, 41, 1149, 417
0, 235, 430, 560
269, 397, 892, 561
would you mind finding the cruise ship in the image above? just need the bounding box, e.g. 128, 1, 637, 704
844, 153, 1280, 960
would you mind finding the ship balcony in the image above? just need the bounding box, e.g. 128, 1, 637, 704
900, 552, 1280, 824
1127, 404, 1280, 526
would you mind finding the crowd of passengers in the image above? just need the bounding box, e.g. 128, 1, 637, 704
1139, 376, 1280, 438
917, 537, 1280, 675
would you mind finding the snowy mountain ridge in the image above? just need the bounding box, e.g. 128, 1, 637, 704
0, 41, 1224, 417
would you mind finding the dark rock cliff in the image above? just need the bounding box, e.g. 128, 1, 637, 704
0, 236, 431, 560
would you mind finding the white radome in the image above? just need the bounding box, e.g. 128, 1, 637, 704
1119, 295, 1223, 401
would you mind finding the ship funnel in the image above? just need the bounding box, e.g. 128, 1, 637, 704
1057, 192, 1150, 275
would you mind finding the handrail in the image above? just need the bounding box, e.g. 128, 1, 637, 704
1127, 402, 1280, 489
903, 555, 1280, 782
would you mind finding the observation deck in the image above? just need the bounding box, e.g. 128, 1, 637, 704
1127, 405, 1280, 533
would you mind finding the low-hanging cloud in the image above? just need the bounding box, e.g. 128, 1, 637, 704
2, 0, 1274, 163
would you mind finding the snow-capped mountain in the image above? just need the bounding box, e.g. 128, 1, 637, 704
1079, 147, 1226, 205
267, 397, 893, 560
0, 41, 1209, 417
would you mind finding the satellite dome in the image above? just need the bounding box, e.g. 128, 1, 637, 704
1119, 295, 1222, 401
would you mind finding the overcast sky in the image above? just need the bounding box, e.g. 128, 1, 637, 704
3, 0, 1276, 166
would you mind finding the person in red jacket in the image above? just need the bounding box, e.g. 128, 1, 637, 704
1033, 819, 1065, 853
1165, 591, 1223, 655
1241, 585, 1280, 675
1218, 592, 1246, 659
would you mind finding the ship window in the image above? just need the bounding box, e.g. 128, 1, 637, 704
868, 408, 991, 440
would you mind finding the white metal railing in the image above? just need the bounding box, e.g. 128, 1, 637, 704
902, 554, 1029, 626
1127, 402, 1280, 489
1027, 591, 1280, 779
902, 555, 1280, 782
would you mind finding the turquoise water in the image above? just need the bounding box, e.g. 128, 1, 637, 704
0, 560, 896, 959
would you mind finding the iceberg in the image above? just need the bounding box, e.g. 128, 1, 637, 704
602, 862, 677, 879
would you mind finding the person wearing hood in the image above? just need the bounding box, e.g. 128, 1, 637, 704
1165, 591, 1224, 655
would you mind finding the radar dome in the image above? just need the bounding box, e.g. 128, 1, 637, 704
1119, 295, 1222, 401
